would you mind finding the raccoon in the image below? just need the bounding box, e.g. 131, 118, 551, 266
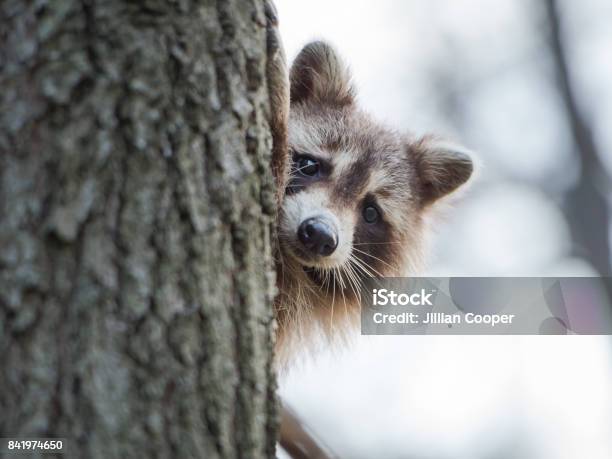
270, 40, 474, 361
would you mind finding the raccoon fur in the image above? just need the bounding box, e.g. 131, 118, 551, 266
269, 39, 474, 361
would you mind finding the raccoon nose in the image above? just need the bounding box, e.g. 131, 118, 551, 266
298, 218, 338, 257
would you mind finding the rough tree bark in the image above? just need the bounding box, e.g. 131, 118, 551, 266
0, 1, 278, 458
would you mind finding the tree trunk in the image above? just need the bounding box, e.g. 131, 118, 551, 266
0, 1, 278, 458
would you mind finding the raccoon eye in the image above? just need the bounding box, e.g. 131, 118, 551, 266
363, 205, 380, 223
296, 156, 319, 176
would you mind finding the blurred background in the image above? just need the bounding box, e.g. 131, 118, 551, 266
275, 0, 612, 457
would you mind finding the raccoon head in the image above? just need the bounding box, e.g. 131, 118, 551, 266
278, 41, 473, 298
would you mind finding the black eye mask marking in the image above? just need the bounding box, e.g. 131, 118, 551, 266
286, 151, 331, 195
296, 156, 319, 176
352, 195, 398, 278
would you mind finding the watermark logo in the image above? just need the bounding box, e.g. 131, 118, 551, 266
372, 288, 435, 306
361, 277, 612, 335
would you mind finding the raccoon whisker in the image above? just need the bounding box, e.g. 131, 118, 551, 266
349, 254, 385, 278
351, 247, 397, 271
335, 266, 347, 291
288, 164, 318, 179
336, 267, 349, 321
348, 255, 374, 279
302, 279, 319, 298
351, 263, 364, 292
303, 276, 319, 295
352, 242, 404, 246
354, 259, 385, 280
295, 266, 319, 299
318, 267, 329, 293
330, 268, 336, 332
291, 163, 316, 174
362, 262, 385, 279
341, 263, 355, 292
349, 249, 380, 275
354, 264, 375, 281
342, 262, 362, 300
348, 254, 367, 275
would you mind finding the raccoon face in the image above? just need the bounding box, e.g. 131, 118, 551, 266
278, 41, 473, 292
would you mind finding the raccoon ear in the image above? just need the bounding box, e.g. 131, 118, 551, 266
290, 41, 355, 107
412, 140, 475, 206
